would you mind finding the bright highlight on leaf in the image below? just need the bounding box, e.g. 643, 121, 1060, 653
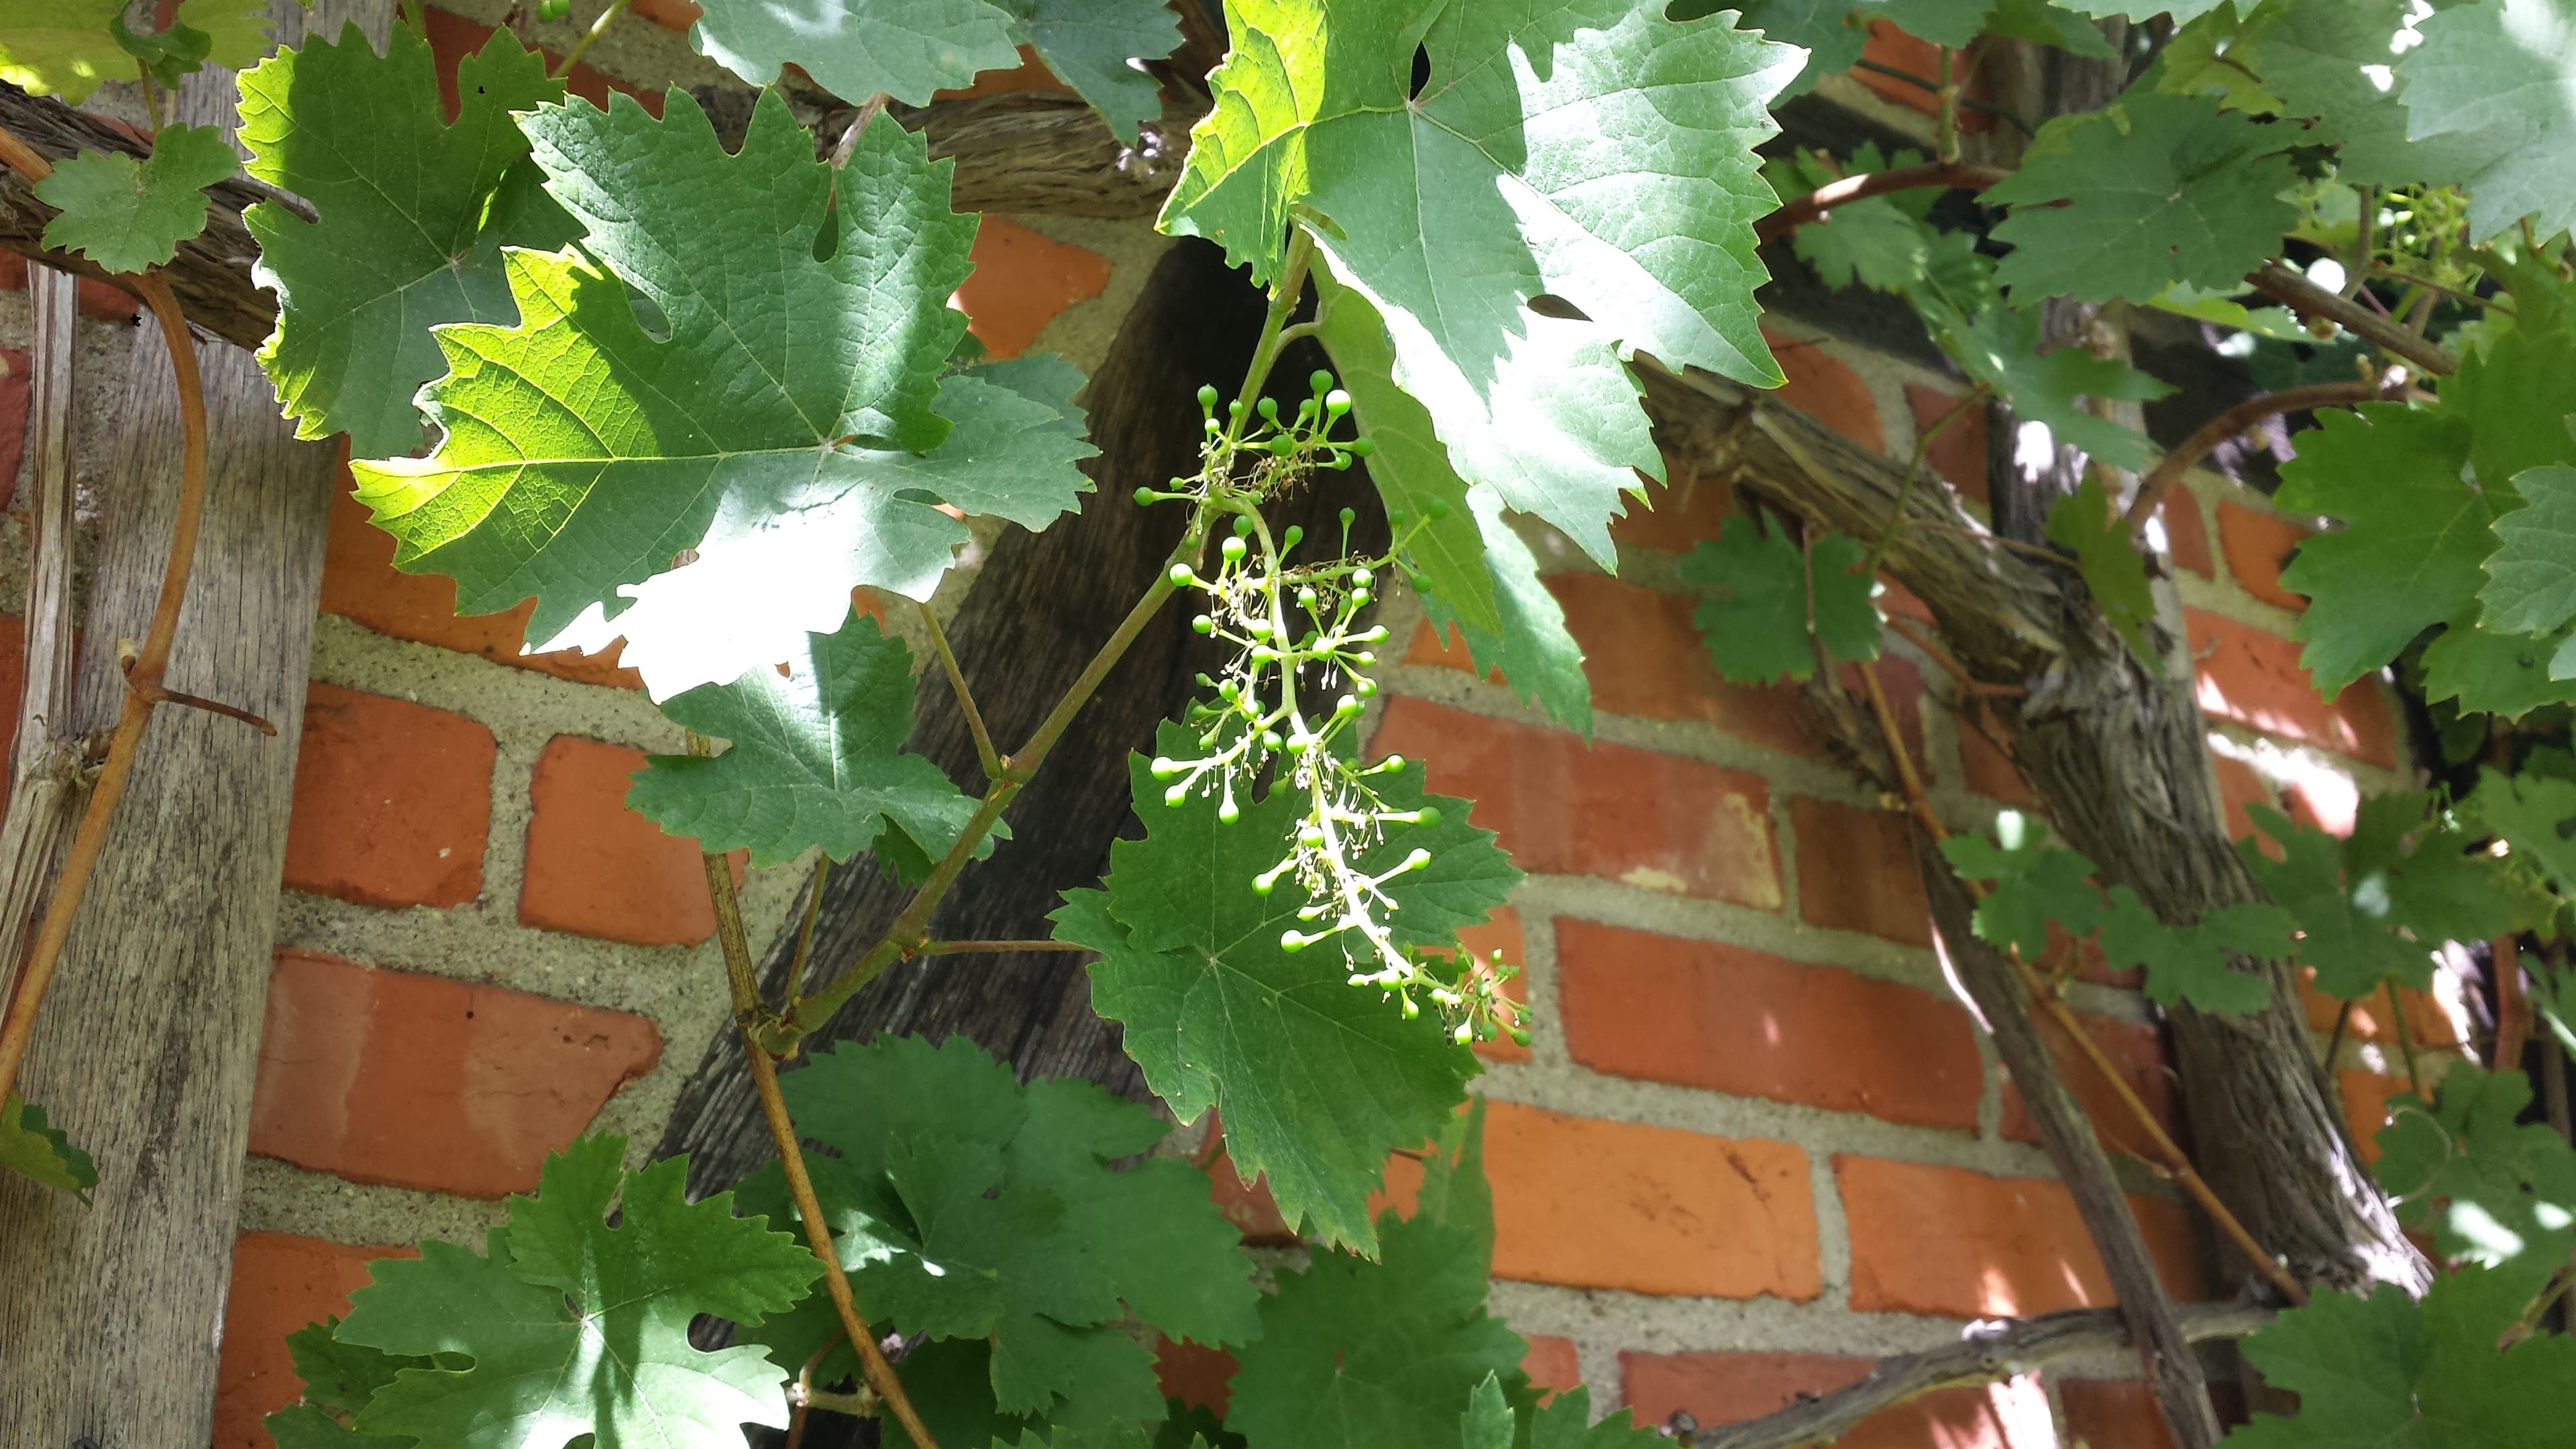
626, 608, 982, 871
241, 25, 576, 458
0, 0, 130, 103
1164, 0, 1805, 568
328, 1136, 820, 1449
1056, 724, 1515, 1252
2240, 794, 2526, 1004
2397, 0, 2576, 241
33, 124, 237, 276
2377, 1063, 2576, 1283
736, 1036, 1259, 1434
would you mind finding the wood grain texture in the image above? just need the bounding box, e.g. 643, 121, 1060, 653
0, 6, 380, 1444
0, 268, 83, 1006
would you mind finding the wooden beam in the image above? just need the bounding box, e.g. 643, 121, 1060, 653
0, 4, 385, 1442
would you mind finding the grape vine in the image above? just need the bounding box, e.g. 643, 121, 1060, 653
2, 2, 2576, 1448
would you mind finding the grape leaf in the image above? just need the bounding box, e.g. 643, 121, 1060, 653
0, 1091, 95, 1202
1725, 0, 1870, 97
1462, 1376, 1513, 1449
2239, 804, 2444, 1000
2043, 476, 2159, 665
32, 123, 237, 275
2396, 0, 2576, 241
241, 25, 578, 458
2050, 1, 2231, 24
1871, 0, 1987, 46
337, 1136, 819, 1449
1986, 91, 2300, 305
264, 1407, 395, 1449
2241, 0, 2487, 191
1224, 1107, 1529, 1449
1680, 517, 1880, 684
2484, 467, 2576, 638
625, 608, 980, 870
0, 0, 127, 103
738, 1036, 1259, 1430
2098, 890, 2288, 1015
1921, 299, 2171, 472
2423, 613, 2576, 719
2344, 789, 2534, 943
1795, 196, 1943, 294
2376, 1063, 2576, 1278
2274, 405, 2490, 699
2229, 1268, 2576, 1447
1053, 723, 1511, 1252
541, 356, 1097, 699
688, 0, 1020, 105
1313, 268, 1593, 730
263, 1318, 429, 1449
1941, 818, 2106, 961
2469, 767, 2576, 898
1161, 0, 1803, 568
353, 97, 1083, 700
1006, 0, 1185, 144
176, 0, 278, 71
1980, 0, 2119, 58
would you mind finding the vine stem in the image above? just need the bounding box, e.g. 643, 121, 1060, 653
551, 0, 632, 78
1862, 384, 1982, 580
1756, 162, 2008, 245
691, 733, 937, 1449
2120, 381, 2385, 536
2244, 262, 2459, 377
1853, 661, 2309, 1306
920, 599, 1001, 782
921, 938, 1090, 955
0, 124, 241, 1108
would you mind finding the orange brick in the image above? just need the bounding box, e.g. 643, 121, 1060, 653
959, 217, 1111, 360
0, 612, 23, 770
1622, 1351, 2051, 1448
2188, 608, 2397, 767
1614, 466, 1736, 553
2217, 502, 2310, 613
248, 949, 662, 1197
426, 7, 656, 117
1854, 21, 1994, 129
519, 735, 738, 945
283, 683, 495, 909
0, 345, 28, 513
2214, 755, 2276, 845
321, 472, 641, 688
1790, 796, 1932, 946
1766, 330, 1886, 453
935, 46, 1067, 100
1556, 919, 1981, 1130
1523, 1334, 1582, 1403
1956, 701, 2035, 807
2161, 489, 2214, 579
1154, 1336, 1236, 1415
2061, 1379, 2183, 1449
1204, 1118, 1298, 1246
2301, 973, 2453, 1049
2001, 1010, 2178, 1160
1485, 1100, 1819, 1300
1837, 1157, 2207, 1317
212, 1232, 415, 1449
1905, 382, 1989, 505
1371, 698, 1783, 910
2339, 1069, 2412, 1166
629, 0, 700, 28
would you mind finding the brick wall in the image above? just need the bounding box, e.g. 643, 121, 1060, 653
0, 10, 2451, 1447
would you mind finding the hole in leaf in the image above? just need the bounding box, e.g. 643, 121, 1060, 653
1410, 44, 1431, 99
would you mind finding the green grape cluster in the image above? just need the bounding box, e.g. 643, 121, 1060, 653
1136, 371, 1525, 1048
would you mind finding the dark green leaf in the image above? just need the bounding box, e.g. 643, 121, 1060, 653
2043, 476, 2159, 665
0, 1091, 95, 1202
1682, 518, 1881, 685
2375, 1063, 2576, 1279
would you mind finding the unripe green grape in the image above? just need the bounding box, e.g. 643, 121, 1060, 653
1228, 399, 1246, 417
1399, 847, 1431, 872
1326, 388, 1351, 416
1310, 369, 1334, 393
1299, 825, 1326, 848
1348, 437, 1375, 458
1297, 398, 1318, 423
1353, 648, 1375, 665
1415, 805, 1442, 828
1232, 513, 1255, 537
1385, 507, 1407, 528
1351, 567, 1375, 588
540, 0, 570, 17
1197, 384, 1220, 411
1297, 585, 1320, 612
1193, 614, 1214, 635
1356, 678, 1378, 698
1401, 994, 1421, 1020
1164, 782, 1189, 806
1424, 498, 1450, 520
1281, 930, 1312, 953
1509, 1025, 1532, 1047
1246, 619, 1272, 640
1169, 564, 1196, 586
1282, 525, 1304, 551
1380, 753, 1405, 771
1132, 485, 1156, 505
1221, 535, 1248, 563
1334, 694, 1362, 718
1150, 755, 1181, 778
1195, 672, 1215, 688
1330, 453, 1352, 470
1268, 435, 1297, 456
1260, 729, 1284, 751
1350, 588, 1372, 608
1204, 417, 1222, 435
1218, 792, 1240, 824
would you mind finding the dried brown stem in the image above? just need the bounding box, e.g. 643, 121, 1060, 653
2122, 382, 2383, 535
2245, 262, 2459, 378
1756, 162, 2009, 245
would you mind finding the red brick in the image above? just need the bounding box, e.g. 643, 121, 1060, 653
2339, 1069, 2412, 1166
1838, 1157, 2208, 1317
629, 0, 700, 28
2161, 490, 2214, 579
283, 683, 495, 909
1154, 1336, 1236, 1415
959, 217, 1111, 360
322, 471, 641, 688
1464, 906, 1531, 1064
1766, 330, 1886, 454
2001, 1010, 2178, 1160
2217, 502, 2310, 613
1790, 796, 1932, 946
2188, 608, 2397, 767
0, 612, 23, 771
2061, 1379, 2183, 1449
1622, 1350, 2051, 1447
212, 1232, 415, 1449
519, 735, 738, 945
1557, 919, 1982, 1130
1484, 1100, 1819, 1300
1203, 1118, 1298, 1246
1371, 698, 1783, 909
0, 346, 28, 514
1614, 464, 1735, 553
1906, 382, 1989, 505
248, 949, 662, 1197
1854, 21, 1995, 130
1957, 700, 2035, 807
2214, 755, 2275, 846
0, 252, 142, 323
426, 7, 656, 117
2301, 973, 2453, 1049
1523, 1335, 1582, 1403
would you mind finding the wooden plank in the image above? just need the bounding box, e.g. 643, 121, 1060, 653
0, 5, 384, 1443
